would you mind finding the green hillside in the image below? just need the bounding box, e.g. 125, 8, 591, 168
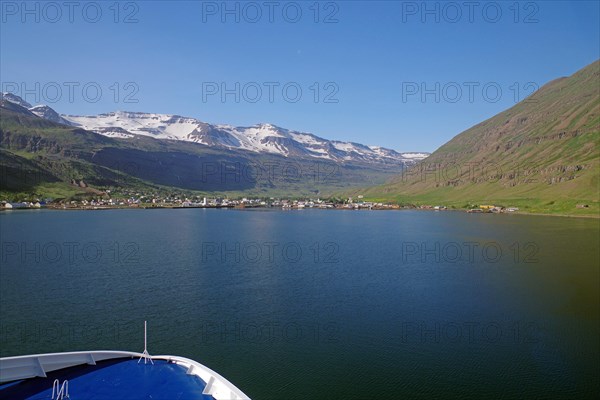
361, 60, 600, 216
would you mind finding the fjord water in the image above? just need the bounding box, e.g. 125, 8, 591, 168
1, 209, 598, 399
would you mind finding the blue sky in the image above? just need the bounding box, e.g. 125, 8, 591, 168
1, 1, 599, 152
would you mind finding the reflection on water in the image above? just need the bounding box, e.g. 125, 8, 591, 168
1, 209, 598, 399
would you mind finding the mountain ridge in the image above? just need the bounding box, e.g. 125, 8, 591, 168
0, 93, 429, 165
0, 97, 425, 199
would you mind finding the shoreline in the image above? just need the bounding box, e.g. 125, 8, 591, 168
1, 206, 598, 219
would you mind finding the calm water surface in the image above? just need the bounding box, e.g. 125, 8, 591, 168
1, 209, 598, 399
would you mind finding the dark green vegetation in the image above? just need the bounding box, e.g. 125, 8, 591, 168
360, 60, 600, 216
0, 102, 405, 201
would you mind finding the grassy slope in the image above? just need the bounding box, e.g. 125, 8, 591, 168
360, 60, 600, 216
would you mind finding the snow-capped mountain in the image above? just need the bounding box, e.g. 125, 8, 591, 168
29, 105, 74, 126
62, 112, 428, 164
2, 93, 429, 164
1, 92, 32, 109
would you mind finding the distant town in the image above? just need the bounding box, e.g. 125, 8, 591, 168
2, 194, 399, 211
1, 190, 526, 213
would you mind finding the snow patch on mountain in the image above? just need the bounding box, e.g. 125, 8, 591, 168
29, 105, 74, 126
398, 152, 431, 159
62, 111, 429, 163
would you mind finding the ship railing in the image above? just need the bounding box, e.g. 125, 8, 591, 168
0, 351, 252, 400
154, 354, 251, 400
